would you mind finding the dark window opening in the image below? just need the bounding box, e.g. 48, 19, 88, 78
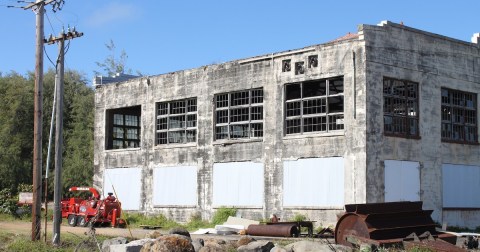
106, 106, 141, 150
156, 98, 197, 145
295, 61, 305, 75
285, 77, 344, 135
282, 59, 291, 72
214, 88, 264, 140
383, 77, 419, 138
308, 55, 318, 68
441, 88, 477, 144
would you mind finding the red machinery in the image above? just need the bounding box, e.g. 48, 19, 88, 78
61, 187, 125, 228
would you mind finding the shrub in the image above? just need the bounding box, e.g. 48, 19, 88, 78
291, 213, 307, 222
211, 207, 236, 225
0, 188, 17, 215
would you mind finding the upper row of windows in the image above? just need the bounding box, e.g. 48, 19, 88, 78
105, 76, 478, 150
106, 76, 344, 149
383, 77, 478, 144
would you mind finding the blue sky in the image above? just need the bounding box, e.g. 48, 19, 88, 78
0, 0, 479, 84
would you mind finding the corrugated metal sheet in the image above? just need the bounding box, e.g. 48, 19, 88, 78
153, 166, 197, 206
443, 164, 480, 208
283, 157, 344, 207
385, 160, 420, 202
103, 167, 141, 210
212, 162, 264, 207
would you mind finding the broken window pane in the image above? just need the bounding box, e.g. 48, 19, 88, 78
303, 80, 326, 98
295, 61, 305, 75
286, 84, 301, 100
329, 79, 344, 95
328, 96, 344, 113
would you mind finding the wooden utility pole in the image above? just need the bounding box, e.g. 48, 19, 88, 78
45, 28, 83, 246
30, 0, 45, 241
20, 0, 64, 241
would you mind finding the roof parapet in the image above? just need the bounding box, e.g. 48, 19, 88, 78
472, 33, 480, 44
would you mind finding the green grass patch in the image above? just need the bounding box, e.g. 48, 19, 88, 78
123, 212, 181, 230
211, 207, 236, 225
0, 230, 113, 252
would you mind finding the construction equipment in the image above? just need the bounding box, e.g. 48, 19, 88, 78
335, 201, 464, 251
60, 187, 125, 228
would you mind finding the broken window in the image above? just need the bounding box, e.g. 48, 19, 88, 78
285, 77, 344, 135
295, 61, 305, 75
441, 88, 477, 143
308, 55, 318, 68
106, 106, 141, 150
214, 88, 264, 140
282, 59, 291, 72
383, 77, 419, 138
156, 98, 197, 145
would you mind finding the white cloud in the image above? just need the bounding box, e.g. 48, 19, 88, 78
85, 2, 139, 27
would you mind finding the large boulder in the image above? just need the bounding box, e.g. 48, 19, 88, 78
237, 241, 275, 252
111, 239, 155, 252
284, 241, 352, 252
168, 227, 191, 238
192, 238, 204, 252
141, 234, 194, 252
145, 230, 163, 239
102, 237, 128, 252
270, 246, 289, 252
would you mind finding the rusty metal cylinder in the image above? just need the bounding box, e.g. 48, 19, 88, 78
247, 224, 299, 237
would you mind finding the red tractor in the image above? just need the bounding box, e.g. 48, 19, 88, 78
61, 187, 125, 228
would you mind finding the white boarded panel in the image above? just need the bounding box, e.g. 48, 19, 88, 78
385, 160, 420, 202
153, 166, 197, 206
283, 157, 344, 207
213, 162, 263, 207
104, 168, 141, 210
443, 164, 480, 208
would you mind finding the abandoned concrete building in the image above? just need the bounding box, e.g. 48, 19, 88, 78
93, 21, 480, 228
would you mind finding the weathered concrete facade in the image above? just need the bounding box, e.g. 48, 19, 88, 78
94, 21, 480, 228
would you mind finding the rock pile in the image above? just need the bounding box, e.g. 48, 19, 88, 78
103, 227, 352, 252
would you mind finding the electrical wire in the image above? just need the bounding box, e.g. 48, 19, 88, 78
44, 46, 58, 69
45, 11, 56, 36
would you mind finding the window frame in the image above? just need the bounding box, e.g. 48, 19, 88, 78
106, 106, 141, 150
383, 77, 420, 139
214, 88, 264, 141
441, 88, 478, 144
155, 98, 197, 145
284, 77, 344, 136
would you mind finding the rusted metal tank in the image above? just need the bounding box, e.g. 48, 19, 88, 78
247, 223, 299, 237
335, 201, 461, 251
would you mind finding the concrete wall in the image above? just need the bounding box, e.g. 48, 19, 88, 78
363, 21, 480, 227
94, 37, 367, 226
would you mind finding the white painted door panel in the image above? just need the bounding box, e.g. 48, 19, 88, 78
153, 166, 197, 206
443, 164, 480, 208
104, 168, 142, 210
385, 160, 420, 202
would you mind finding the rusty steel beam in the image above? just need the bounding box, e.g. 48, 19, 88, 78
247, 224, 299, 237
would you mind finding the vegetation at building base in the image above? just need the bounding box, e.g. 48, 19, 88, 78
123, 207, 237, 231
0, 230, 112, 252
0, 70, 94, 198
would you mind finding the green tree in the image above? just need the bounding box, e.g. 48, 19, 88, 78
95, 39, 129, 77
0, 72, 34, 193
